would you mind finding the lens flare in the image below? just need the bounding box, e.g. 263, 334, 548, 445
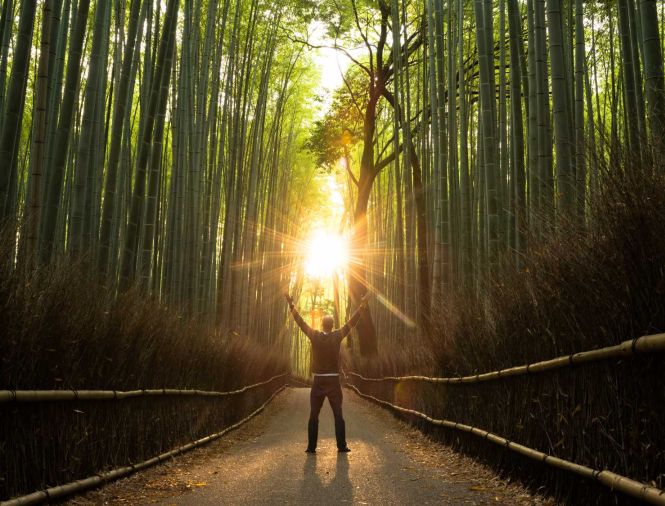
304, 229, 349, 279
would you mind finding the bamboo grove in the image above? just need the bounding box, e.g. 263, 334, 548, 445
2, 0, 665, 356
309, 0, 665, 353
0, 0, 322, 346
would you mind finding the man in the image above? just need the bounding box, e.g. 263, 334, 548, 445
285, 292, 371, 454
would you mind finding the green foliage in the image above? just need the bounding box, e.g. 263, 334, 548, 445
307, 68, 366, 169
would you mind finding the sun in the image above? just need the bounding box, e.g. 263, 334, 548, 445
304, 229, 349, 279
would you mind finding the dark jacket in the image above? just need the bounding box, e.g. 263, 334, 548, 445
290, 306, 362, 374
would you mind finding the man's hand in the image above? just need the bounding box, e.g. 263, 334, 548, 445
283, 293, 294, 306
359, 291, 372, 307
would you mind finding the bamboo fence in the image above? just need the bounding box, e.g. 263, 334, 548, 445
1, 384, 287, 506
345, 382, 665, 506
345, 332, 665, 505
0, 373, 288, 403
347, 333, 665, 384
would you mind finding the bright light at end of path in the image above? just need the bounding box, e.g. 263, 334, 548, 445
304, 230, 349, 279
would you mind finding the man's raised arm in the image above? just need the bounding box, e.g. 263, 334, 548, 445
285, 294, 315, 339
339, 292, 372, 338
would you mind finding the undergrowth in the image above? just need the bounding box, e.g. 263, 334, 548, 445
351, 164, 665, 505
0, 257, 287, 500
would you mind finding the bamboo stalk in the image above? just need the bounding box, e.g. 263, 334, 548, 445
347, 333, 665, 384
0, 373, 288, 403
346, 383, 665, 506
1, 384, 287, 506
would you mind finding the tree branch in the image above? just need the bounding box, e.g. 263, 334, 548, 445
340, 68, 365, 118
343, 149, 360, 187
374, 144, 404, 176
280, 27, 371, 76
376, 4, 389, 75
349, 0, 374, 77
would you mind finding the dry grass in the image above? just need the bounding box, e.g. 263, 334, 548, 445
0, 257, 288, 501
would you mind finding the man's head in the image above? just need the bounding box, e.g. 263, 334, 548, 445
322, 314, 334, 333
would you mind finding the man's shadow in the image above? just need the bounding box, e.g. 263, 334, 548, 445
299, 454, 353, 503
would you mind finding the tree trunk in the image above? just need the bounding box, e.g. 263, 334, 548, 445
350, 90, 380, 357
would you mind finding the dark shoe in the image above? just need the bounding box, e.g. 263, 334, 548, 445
305, 448, 316, 454
338, 447, 351, 453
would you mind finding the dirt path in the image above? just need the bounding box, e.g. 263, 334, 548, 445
68, 387, 551, 505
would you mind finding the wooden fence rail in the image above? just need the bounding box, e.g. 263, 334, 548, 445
0, 373, 288, 403
347, 333, 665, 384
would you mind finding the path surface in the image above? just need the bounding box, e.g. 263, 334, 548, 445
69, 387, 550, 505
